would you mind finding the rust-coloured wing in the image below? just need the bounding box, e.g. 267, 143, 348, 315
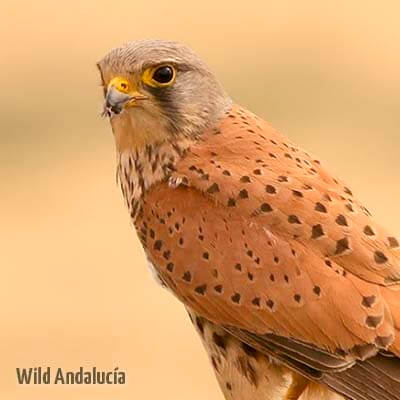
138, 182, 397, 354
170, 106, 400, 287
135, 105, 400, 399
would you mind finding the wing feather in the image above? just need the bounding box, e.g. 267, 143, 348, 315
135, 105, 400, 399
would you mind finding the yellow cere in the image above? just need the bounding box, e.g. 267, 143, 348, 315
108, 77, 132, 94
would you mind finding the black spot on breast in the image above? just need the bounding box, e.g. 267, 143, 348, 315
266, 299, 274, 309
388, 237, 399, 248
374, 251, 388, 264
231, 293, 241, 304
336, 215, 348, 226
260, 203, 273, 212
182, 271, 192, 282
362, 295, 376, 308
239, 189, 249, 199
288, 215, 301, 224
364, 225, 375, 236
292, 190, 303, 198
227, 198, 236, 207
266, 185, 277, 194
252, 297, 261, 307
313, 286, 321, 296
214, 285, 223, 293
335, 238, 350, 255
154, 240, 163, 250
344, 187, 353, 196
195, 316, 204, 335
163, 250, 171, 260
212, 332, 227, 350
207, 183, 220, 194
311, 224, 324, 239
195, 284, 207, 295
315, 202, 327, 213
166, 263, 174, 272
365, 315, 383, 328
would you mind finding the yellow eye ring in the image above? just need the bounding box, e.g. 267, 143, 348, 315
142, 64, 176, 88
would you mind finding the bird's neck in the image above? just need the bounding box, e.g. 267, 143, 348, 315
116, 138, 192, 221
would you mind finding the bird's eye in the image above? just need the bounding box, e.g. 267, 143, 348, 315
152, 66, 174, 84
142, 65, 176, 87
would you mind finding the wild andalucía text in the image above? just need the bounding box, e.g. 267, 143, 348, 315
16, 367, 126, 385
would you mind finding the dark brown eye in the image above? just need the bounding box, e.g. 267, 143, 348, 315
152, 66, 174, 84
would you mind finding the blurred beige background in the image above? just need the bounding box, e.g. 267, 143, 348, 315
1, 1, 400, 399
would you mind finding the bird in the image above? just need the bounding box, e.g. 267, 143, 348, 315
97, 39, 400, 400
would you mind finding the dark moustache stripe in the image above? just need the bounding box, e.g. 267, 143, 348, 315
145, 85, 183, 136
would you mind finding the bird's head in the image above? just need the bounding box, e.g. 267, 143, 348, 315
97, 39, 232, 152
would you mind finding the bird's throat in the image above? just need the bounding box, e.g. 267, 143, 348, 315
116, 138, 192, 221
110, 110, 172, 154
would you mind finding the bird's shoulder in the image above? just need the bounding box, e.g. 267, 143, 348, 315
168, 104, 400, 287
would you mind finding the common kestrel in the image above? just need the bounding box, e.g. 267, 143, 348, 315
97, 40, 400, 400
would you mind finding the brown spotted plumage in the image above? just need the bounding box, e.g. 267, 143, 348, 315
98, 39, 400, 400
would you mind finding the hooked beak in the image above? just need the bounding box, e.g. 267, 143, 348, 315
103, 77, 148, 117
